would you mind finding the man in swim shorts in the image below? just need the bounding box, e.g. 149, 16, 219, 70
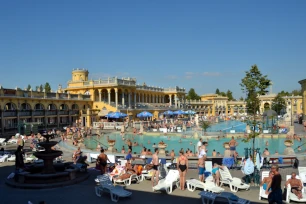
151, 148, 159, 187
229, 136, 237, 156
285, 172, 303, 199
198, 154, 206, 182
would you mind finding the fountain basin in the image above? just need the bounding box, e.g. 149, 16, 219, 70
34, 150, 62, 159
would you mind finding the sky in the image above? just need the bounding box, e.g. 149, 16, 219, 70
0, 0, 305, 99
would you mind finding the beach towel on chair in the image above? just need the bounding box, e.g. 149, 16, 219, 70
242, 158, 254, 175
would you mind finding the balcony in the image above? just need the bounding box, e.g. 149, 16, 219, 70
3, 111, 17, 117
59, 110, 69, 115
70, 110, 79, 115
19, 111, 31, 116
33, 110, 44, 116
46, 110, 57, 116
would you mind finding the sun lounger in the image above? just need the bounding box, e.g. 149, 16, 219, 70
199, 191, 250, 204
95, 175, 132, 202
7, 155, 16, 162
0, 155, 8, 163
186, 179, 224, 193
298, 167, 306, 184
259, 171, 269, 200
7, 139, 18, 144
219, 166, 250, 192
152, 169, 179, 194
286, 175, 306, 203
113, 174, 140, 186
0, 138, 6, 146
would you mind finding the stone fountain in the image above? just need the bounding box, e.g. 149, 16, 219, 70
158, 142, 167, 156
5, 131, 89, 189
33, 132, 62, 174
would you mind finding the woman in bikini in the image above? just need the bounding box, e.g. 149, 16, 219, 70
177, 150, 188, 190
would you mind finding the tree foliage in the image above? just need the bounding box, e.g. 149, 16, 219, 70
26, 84, 31, 91
240, 65, 271, 160
44, 82, 51, 93
39, 84, 43, 92
278, 89, 302, 97
272, 94, 287, 115
226, 90, 234, 101
215, 88, 220, 95
186, 88, 200, 100
200, 121, 211, 134
239, 97, 244, 101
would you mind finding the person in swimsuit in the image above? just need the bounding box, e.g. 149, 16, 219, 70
212, 163, 222, 186
151, 148, 159, 187
229, 136, 237, 156
127, 139, 133, 152
177, 150, 188, 190
286, 172, 303, 199
260, 171, 274, 192
198, 153, 206, 182
97, 148, 111, 175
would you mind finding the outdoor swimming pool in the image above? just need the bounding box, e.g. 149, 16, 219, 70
206, 120, 246, 133
84, 132, 305, 156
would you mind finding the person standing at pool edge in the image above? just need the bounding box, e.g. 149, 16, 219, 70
229, 136, 238, 156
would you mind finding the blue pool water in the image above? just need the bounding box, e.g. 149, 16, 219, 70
206, 120, 246, 133
84, 133, 304, 156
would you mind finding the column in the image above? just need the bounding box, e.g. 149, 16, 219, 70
107, 89, 111, 105
146, 94, 148, 103
128, 91, 131, 108
98, 89, 102, 102
134, 92, 136, 105
31, 109, 34, 123
1, 110, 4, 136
57, 109, 60, 129
68, 109, 71, 125
122, 92, 125, 106
142, 93, 144, 103
17, 110, 20, 127
169, 94, 172, 106
44, 110, 47, 129
174, 94, 178, 108
226, 106, 228, 117
138, 92, 141, 103
115, 88, 118, 109
162, 96, 165, 103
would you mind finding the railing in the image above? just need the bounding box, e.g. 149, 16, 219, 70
93, 122, 124, 130
70, 110, 79, 115
136, 85, 163, 92
189, 100, 213, 104
70, 94, 78, 99
19, 111, 31, 116
33, 110, 44, 116
3, 111, 17, 117
46, 110, 57, 115
59, 110, 69, 115
83, 95, 91, 100
46, 93, 57, 98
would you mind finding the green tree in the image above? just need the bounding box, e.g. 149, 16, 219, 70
219, 92, 227, 97
240, 65, 271, 161
44, 82, 51, 93
26, 84, 31, 91
35, 86, 39, 91
239, 97, 244, 101
272, 94, 286, 115
278, 90, 290, 97
200, 121, 211, 135
39, 84, 43, 92
215, 88, 220, 95
291, 89, 302, 96
226, 90, 234, 101
186, 88, 200, 100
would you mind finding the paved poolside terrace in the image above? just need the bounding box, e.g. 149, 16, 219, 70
1, 137, 306, 204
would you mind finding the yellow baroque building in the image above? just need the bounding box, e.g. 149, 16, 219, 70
299, 79, 306, 119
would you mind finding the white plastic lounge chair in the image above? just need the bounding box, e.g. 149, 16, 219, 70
0, 138, 6, 146
186, 179, 224, 193
219, 166, 250, 192
259, 171, 269, 200
113, 174, 140, 186
0, 155, 8, 163
298, 167, 306, 184
7, 139, 18, 144
7, 155, 16, 162
286, 175, 306, 203
152, 169, 179, 194
199, 191, 250, 204
95, 175, 132, 202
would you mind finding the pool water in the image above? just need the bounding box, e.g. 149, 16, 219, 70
84, 133, 305, 156
206, 120, 246, 133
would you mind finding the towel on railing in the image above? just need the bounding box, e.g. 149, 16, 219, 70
222, 157, 234, 168
241, 158, 254, 175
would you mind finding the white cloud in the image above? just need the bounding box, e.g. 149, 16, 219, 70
202, 72, 221, 76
